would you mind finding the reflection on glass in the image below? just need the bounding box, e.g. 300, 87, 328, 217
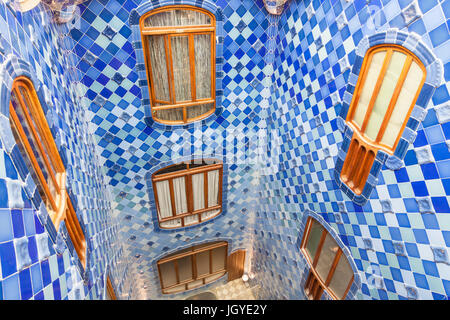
305, 219, 324, 261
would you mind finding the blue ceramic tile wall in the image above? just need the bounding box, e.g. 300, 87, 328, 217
0, 3, 132, 300
70, 0, 274, 299
251, 0, 450, 300
7, 0, 444, 301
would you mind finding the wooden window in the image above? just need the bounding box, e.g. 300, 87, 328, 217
300, 217, 354, 300
157, 241, 228, 294
341, 45, 426, 195
9, 77, 86, 267
152, 159, 223, 229
140, 5, 216, 125
105, 276, 117, 300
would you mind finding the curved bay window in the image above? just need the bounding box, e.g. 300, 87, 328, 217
158, 241, 228, 294
9, 77, 86, 267
341, 44, 426, 195
300, 217, 354, 300
152, 160, 223, 229
140, 6, 216, 125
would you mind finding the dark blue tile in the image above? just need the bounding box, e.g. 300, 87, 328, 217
0, 241, 16, 278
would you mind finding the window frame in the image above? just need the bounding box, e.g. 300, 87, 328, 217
157, 241, 228, 294
139, 5, 217, 125
152, 160, 223, 229
341, 44, 426, 195
105, 276, 117, 300
345, 44, 427, 155
9, 76, 86, 267
300, 217, 354, 300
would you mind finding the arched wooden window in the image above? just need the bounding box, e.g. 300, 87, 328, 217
152, 159, 223, 229
157, 241, 227, 294
300, 217, 354, 300
140, 5, 216, 125
341, 45, 426, 195
9, 77, 86, 267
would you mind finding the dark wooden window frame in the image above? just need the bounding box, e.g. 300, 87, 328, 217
140, 5, 216, 125
9, 77, 86, 267
300, 217, 354, 300
157, 241, 228, 294
341, 44, 426, 195
152, 160, 223, 229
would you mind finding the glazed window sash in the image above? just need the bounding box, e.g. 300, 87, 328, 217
140, 6, 216, 124
157, 241, 228, 294
152, 162, 223, 229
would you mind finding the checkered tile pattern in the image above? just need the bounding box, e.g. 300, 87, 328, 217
252, 0, 450, 301
70, 0, 273, 299
0, 2, 132, 300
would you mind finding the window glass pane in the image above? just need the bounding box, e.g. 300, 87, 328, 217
207, 169, 219, 207
192, 173, 205, 211
144, 9, 211, 28
160, 261, 177, 288
173, 177, 187, 215
160, 219, 182, 229
164, 284, 185, 294
156, 108, 184, 122
194, 34, 212, 99
381, 61, 423, 148
315, 233, 339, 282
171, 36, 191, 102
155, 180, 172, 218
187, 280, 203, 290
211, 246, 226, 272
196, 251, 210, 276
10, 90, 59, 209
304, 219, 324, 261
147, 35, 170, 103
184, 214, 199, 226
352, 51, 386, 129
365, 51, 406, 141
328, 254, 353, 299
159, 242, 227, 294
186, 103, 214, 121
201, 209, 220, 221
18, 87, 59, 177
177, 256, 193, 282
